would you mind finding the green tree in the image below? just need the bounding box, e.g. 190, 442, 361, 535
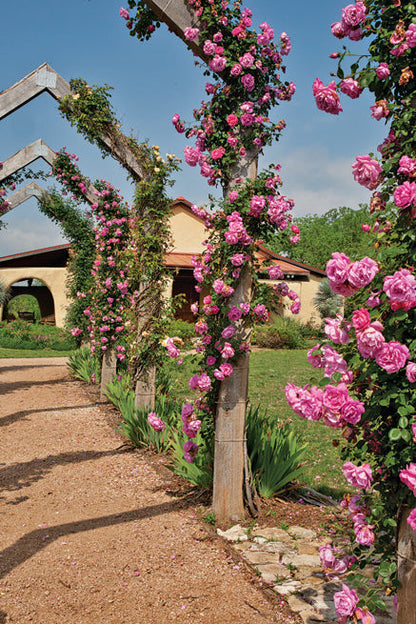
313, 278, 343, 320
267, 205, 373, 270
7, 294, 41, 322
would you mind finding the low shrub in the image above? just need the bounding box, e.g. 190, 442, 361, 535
246, 404, 307, 498
105, 375, 181, 453
168, 429, 214, 489
252, 316, 319, 349
0, 320, 77, 351
165, 319, 195, 346
67, 346, 101, 383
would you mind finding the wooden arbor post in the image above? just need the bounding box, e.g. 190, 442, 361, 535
141, 0, 260, 522
397, 507, 416, 624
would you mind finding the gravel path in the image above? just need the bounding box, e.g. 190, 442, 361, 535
0, 358, 301, 624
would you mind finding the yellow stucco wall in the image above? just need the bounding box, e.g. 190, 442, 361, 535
282, 274, 322, 327
169, 203, 207, 253
0, 267, 69, 327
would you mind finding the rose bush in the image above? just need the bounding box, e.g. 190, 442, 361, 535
288, 1, 416, 621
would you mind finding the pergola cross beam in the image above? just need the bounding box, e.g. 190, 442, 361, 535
0, 139, 97, 206
0, 139, 56, 180
3, 182, 47, 213
0, 63, 146, 182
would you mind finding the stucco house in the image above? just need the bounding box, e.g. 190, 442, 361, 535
0, 197, 326, 327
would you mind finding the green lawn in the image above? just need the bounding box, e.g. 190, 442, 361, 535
0, 348, 75, 358
165, 349, 346, 496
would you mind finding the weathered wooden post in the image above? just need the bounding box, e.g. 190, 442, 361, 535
397, 507, 416, 623
141, 0, 260, 522
99, 347, 118, 401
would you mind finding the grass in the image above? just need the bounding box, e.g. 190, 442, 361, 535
248, 349, 346, 494
0, 347, 76, 358
163, 348, 347, 497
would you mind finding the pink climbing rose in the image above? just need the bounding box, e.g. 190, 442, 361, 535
383, 269, 416, 311
334, 584, 359, 619
393, 181, 416, 209
375, 340, 410, 373
340, 77, 362, 99
343, 461, 373, 490
312, 78, 343, 115
376, 62, 390, 80
352, 155, 382, 190
400, 463, 416, 495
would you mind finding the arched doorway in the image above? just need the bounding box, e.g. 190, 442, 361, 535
3, 278, 55, 325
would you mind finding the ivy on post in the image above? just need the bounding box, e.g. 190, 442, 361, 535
125, 0, 299, 523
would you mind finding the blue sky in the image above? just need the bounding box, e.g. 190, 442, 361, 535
0, 0, 387, 256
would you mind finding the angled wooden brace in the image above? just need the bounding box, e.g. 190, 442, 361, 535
0, 139, 56, 180
0, 139, 97, 206
2, 182, 49, 214
0, 63, 146, 182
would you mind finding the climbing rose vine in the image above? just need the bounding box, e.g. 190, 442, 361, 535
287, 1, 416, 621
122, 0, 301, 466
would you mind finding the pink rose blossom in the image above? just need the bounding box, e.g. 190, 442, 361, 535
249, 195, 265, 216
331, 21, 347, 38
394, 181, 416, 209
312, 78, 342, 115
227, 114, 239, 127
326, 252, 351, 285
230, 63, 242, 76
407, 508, 416, 532
203, 39, 216, 55
343, 461, 373, 490
184, 27, 199, 41
341, 2, 366, 27
398, 155, 416, 177
268, 265, 284, 280
406, 362, 416, 383
370, 100, 390, 120
239, 52, 254, 68
221, 342, 235, 359
384, 269, 416, 311
352, 308, 371, 333
334, 584, 359, 619
352, 155, 382, 190
357, 324, 385, 359
341, 398, 365, 425
209, 55, 226, 72
400, 463, 416, 495
324, 314, 351, 344
221, 325, 235, 340
355, 523, 375, 545
119, 7, 129, 19
211, 147, 225, 160
183, 440, 199, 463
340, 77, 362, 99
348, 257, 378, 289
406, 23, 416, 47
241, 74, 255, 91
323, 383, 349, 413
228, 306, 242, 321
375, 340, 410, 373
376, 62, 390, 80
240, 112, 254, 126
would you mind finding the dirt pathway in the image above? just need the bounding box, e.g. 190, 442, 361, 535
0, 358, 300, 624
